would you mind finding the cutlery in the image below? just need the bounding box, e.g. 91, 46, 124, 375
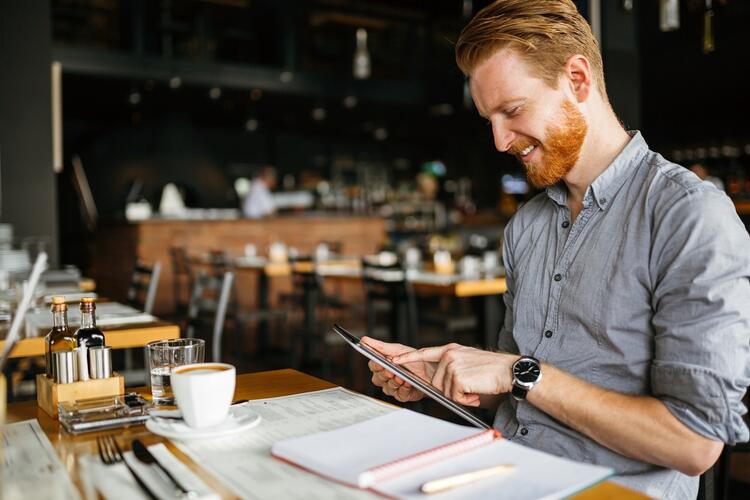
96, 435, 158, 500
132, 439, 197, 498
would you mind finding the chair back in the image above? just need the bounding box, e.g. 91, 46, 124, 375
361, 257, 417, 345
126, 261, 161, 314
186, 270, 235, 362
169, 247, 194, 313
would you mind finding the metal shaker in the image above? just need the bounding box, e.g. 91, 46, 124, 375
52, 350, 77, 384
88, 346, 112, 379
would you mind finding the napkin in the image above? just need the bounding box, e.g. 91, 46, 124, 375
80, 443, 219, 500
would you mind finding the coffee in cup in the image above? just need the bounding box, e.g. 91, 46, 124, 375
171, 363, 236, 428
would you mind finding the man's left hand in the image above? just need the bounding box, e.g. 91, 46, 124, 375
392, 344, 517, 406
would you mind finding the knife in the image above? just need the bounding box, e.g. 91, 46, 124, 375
132, 439, 197, 498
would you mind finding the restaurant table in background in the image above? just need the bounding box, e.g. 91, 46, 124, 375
3, 368, 646, 499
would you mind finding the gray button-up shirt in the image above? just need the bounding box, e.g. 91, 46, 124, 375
495, 131, 750, 499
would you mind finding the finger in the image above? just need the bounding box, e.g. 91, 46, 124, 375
397, 384, 415, 401
431, 358, 449, 392
368, 360, 384, 372
393, 345, 452, 364
361, 337, 412, 356
454, 393, 480, 406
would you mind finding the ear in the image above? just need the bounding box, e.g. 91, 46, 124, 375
563, 54, 592, 103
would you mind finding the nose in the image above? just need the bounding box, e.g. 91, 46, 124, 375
491, 119, 515, 152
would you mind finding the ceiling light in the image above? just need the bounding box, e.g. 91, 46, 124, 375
311, 106, 327, 121
209, 87, 222, 100
245, 118, 259, 132
169, 76, 182, 89
343, 95, 358, 109
128, 91, 141, 105
374, 127, 388, 141
353, 28, 371, 80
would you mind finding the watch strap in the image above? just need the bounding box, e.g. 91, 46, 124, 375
511, 383, 528, 401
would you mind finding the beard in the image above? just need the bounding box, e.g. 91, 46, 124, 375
510, 100, 587, 188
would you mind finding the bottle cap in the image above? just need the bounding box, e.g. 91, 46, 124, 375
80, 297, 96, 310
51, 296, 66, 305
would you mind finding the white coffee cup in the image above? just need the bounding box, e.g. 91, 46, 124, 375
171, 363, 236, 428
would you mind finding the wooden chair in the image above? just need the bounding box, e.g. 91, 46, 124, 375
169, 246, 194, 320
186, 270, 234, 363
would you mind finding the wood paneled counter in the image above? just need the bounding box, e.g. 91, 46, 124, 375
90, 215, 386, 315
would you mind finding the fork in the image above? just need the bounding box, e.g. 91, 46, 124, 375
96, 435, 159, 500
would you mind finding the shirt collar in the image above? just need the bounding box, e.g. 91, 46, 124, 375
544, 130, 648, 210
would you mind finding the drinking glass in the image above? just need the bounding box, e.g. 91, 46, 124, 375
146, 338, 205, 405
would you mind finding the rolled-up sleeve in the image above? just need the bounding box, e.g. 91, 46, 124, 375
650, 186, 750, 445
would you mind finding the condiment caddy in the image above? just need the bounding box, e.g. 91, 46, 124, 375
37, 296, 124, 418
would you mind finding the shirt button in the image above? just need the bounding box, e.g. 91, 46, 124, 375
520, 427, 529, 436
561, 220, 570, 228
553, 274, 562, 282
601, 197, 608, 205
544, 330, 553, 338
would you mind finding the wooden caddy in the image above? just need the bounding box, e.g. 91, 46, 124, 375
36, 373, 124, 419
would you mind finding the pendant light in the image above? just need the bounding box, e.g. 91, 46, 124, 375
353, 28, 371, 80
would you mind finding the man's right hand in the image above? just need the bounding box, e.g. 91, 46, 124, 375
361, 337, 434, 403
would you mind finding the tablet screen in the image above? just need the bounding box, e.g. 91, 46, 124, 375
333, 324, 490, 429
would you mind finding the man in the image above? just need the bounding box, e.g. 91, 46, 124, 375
364, 1, 750, 498
242, 165, 277, 218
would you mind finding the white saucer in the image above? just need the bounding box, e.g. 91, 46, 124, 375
146, 404, 261, 440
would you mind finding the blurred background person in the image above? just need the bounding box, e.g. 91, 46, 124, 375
689, 162, 725, 191
242, 165, 277, 219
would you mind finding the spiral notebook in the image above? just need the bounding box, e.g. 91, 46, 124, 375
271, 409, 614, 499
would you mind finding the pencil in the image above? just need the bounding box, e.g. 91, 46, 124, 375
420, 464, 516, 494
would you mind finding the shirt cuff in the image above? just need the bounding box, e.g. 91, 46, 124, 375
652, 361, 749, 445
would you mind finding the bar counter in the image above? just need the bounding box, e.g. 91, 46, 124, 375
90, 214, 387, 315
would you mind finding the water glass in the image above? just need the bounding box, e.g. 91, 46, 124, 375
146, 338, 205, 405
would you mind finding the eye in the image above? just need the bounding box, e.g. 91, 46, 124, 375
505, 106, 520, 118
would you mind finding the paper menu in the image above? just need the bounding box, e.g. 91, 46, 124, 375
1, 419, 82, 500
174, 387, 394, 499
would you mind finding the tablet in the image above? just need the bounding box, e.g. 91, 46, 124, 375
333, 324, 490, 429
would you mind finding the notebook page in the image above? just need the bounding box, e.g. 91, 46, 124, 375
375, 439, 613, 499
271, 409, 483, 487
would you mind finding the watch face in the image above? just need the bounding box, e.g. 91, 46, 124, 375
513, 359, 540, 384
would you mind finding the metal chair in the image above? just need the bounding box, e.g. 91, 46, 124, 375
288, 262, 354, 379
361, 257, 418, 346
206, 250, 288, 357
126, 261, 161, 314
186, 270, 235, 363
121, 261, 161, 384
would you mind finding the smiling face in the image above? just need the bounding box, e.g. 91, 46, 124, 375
470, 48, 588, 188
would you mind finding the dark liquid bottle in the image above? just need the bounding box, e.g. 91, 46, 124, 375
75, 297, 105, 349
44, 296, 77, 378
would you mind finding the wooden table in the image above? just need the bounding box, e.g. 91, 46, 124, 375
4, 369, 646, 499
0, 321, 180, 359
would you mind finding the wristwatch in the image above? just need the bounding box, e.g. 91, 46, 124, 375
511, 356, 542, 401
